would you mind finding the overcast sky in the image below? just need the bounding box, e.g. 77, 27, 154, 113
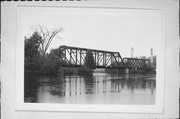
18, 7, 164, 58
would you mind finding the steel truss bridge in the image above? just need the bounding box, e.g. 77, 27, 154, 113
58, 45, 151, 70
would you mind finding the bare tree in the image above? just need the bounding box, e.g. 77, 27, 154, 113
32, 25, 63, 60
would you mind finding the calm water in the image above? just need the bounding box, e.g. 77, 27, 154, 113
25, 73, 156, 105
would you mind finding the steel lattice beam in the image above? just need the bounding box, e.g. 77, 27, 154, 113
123, 57, 151, 70
59, 45, 125, 69
58, 45, 151, 70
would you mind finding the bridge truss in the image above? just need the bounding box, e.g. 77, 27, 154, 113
59, 45, 125, 68
58, 45, 151, 70
123, 58, 151, 70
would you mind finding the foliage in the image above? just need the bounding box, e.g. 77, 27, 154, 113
25, 25, 63, 75
84, 50, 95, 70
32, 25, 63, 60
41, 48, 63, 75
79, 65, 93, 75
25, 32, 42, 74
25, 32, 41, 58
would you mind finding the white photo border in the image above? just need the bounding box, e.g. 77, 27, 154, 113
15, 2, 166, 113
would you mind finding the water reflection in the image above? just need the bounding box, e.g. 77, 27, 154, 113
25, 73, 156, 104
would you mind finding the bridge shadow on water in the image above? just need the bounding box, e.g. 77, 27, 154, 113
24, 73, 156, 104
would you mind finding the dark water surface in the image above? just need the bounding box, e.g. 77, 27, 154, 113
25, 73, 156, 105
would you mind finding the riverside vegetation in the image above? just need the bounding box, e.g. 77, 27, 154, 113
25, 27, 95, 76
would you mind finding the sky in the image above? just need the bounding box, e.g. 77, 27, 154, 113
18, 7, 164, 58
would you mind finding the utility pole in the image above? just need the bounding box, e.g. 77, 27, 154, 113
131, 47, 134, 58
150, 48, 153, 64
150, 48, 154, 68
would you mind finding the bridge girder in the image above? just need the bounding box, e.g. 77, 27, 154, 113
58, 45, 151, 70
59, 45, 125, 68
123, 57, 151, 70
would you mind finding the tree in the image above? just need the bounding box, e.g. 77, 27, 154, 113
84, 50, 95, 69
32, 25, 63, 60
25, 25, 63, 75
25, 32, 42, 73
41, 47, 64, 74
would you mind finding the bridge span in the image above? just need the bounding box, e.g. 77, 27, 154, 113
58, 45, 151, 71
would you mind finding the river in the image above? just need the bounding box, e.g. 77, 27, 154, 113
24, 73, 156, 105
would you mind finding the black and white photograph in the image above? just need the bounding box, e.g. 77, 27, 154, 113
22, 7, 159, 105
1, 0, 179, 119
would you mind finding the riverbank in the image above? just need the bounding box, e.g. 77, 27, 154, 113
25, 67, 156, 77
105, 68, 156, 74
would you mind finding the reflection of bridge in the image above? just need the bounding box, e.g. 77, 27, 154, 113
59, 45, 151, 70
